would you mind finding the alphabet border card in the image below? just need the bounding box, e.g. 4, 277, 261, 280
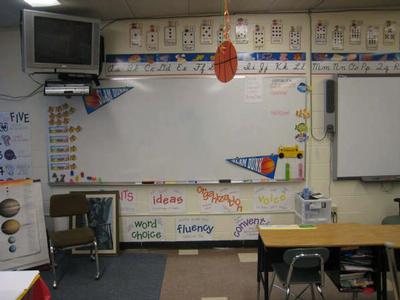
71, 191, 119, 255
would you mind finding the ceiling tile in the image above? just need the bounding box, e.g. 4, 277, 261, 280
125, 0, 189, 18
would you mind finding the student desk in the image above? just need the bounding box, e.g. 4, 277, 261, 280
257, 224, 400, 300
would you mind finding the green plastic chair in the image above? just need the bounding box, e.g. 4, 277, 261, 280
382, 198, 400, 225
270, 248, 330, 300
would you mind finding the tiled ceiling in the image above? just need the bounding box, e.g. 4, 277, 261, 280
1, 0, 400, 27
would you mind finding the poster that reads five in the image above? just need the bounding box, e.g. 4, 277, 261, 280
0, 112, 32, 181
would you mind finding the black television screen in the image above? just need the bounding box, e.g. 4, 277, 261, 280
21, 9, 100, 75
34, 16, 92, 65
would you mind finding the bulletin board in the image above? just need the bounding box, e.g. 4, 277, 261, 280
47, 76, 307, 184
335, 75, 400, 179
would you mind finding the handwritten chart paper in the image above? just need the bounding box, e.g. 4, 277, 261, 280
245, 77, 263, 103
176, 217, 214, 241
0, 112, 32, 181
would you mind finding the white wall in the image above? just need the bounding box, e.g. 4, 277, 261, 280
1, 10, 400, 243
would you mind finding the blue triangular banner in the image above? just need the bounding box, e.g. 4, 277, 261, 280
83, 87, 133, 114
226, 154, 278, 179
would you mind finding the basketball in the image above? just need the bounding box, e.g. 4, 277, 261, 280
261, 157, 275, 175
214, 40, 238, 83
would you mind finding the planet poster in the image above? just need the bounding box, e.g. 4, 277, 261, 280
0, 180, 40, 263
0, 112, 32, 181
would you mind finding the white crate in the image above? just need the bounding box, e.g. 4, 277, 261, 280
295, 193, 331, 224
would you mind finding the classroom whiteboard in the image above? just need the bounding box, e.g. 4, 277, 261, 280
47, 76, 307, 184
335, 76, 400, 179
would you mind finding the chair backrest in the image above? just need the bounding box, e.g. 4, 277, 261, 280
50, 194, 89, 217
283, 247, 330, 269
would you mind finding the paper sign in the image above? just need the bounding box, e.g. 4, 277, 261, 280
245, 77, 263, 103
0, 112, 32, 181
254, 186, 290, 211
0, 180, 40, 262
122, 217, 165, 242
176, 217, 214, 241
150, 188, 185, 212
119, 188, 136, 215
197, 186, 242, 213
233, 215, 271, 240
270, 78, 297, 95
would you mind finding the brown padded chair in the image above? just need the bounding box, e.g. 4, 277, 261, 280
49, 193, 100, 288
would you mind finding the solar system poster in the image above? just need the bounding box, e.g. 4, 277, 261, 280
0, 180, 41, 265
0, 112, 32, 181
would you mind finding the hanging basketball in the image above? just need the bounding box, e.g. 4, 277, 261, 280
214, 40, 238, 83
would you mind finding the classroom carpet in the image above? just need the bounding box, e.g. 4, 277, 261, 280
40, 252, 167, 300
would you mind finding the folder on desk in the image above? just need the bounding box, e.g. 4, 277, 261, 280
258, 224, 316, 230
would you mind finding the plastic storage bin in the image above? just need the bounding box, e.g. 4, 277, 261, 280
295, 193, 331, 224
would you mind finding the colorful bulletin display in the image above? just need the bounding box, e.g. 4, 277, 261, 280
0, 112, 32, 181
0, 180, 49, 270
46, 76, 306, 184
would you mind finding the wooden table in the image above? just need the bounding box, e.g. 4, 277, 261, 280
257, 223, 400, 300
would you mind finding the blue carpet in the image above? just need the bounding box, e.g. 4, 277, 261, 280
41, 253, 167, 300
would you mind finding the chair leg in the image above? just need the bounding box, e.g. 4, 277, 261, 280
316, 284, 325, 300
285, 287, 291, 300
49, 245, 57, 289
310, 284, 316, 300
269, 272, 276, 296
93, 240, 100, 280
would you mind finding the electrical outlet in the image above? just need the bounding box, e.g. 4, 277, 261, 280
200, 20, 213, 45
254, 24, 265, 49
271, 19, 283, 44
182, 25, 195, 51
366, 25, 379, 50
349, 20, 362, 45
315, 21, 327, 45
383, 21, 396, 46
332, 25, 344, 50
235, 17, 248, 44
146, 25, 158, 51
130, 23, 142, 47
217, 25, 225, 45
289, 26, 301, 50
164, 21, 177, 46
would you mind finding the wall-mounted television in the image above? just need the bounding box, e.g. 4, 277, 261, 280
21, 9, 101, 75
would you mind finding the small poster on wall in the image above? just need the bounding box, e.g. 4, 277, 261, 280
176, 217, 214, 241
197, 186, 243, 213
122, 217, 165, 242
253, 186, 290, 211
0, 112, 32, 181
233, 215, 271, 240
150, 188, 185, 213
0, 180, 49, 270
